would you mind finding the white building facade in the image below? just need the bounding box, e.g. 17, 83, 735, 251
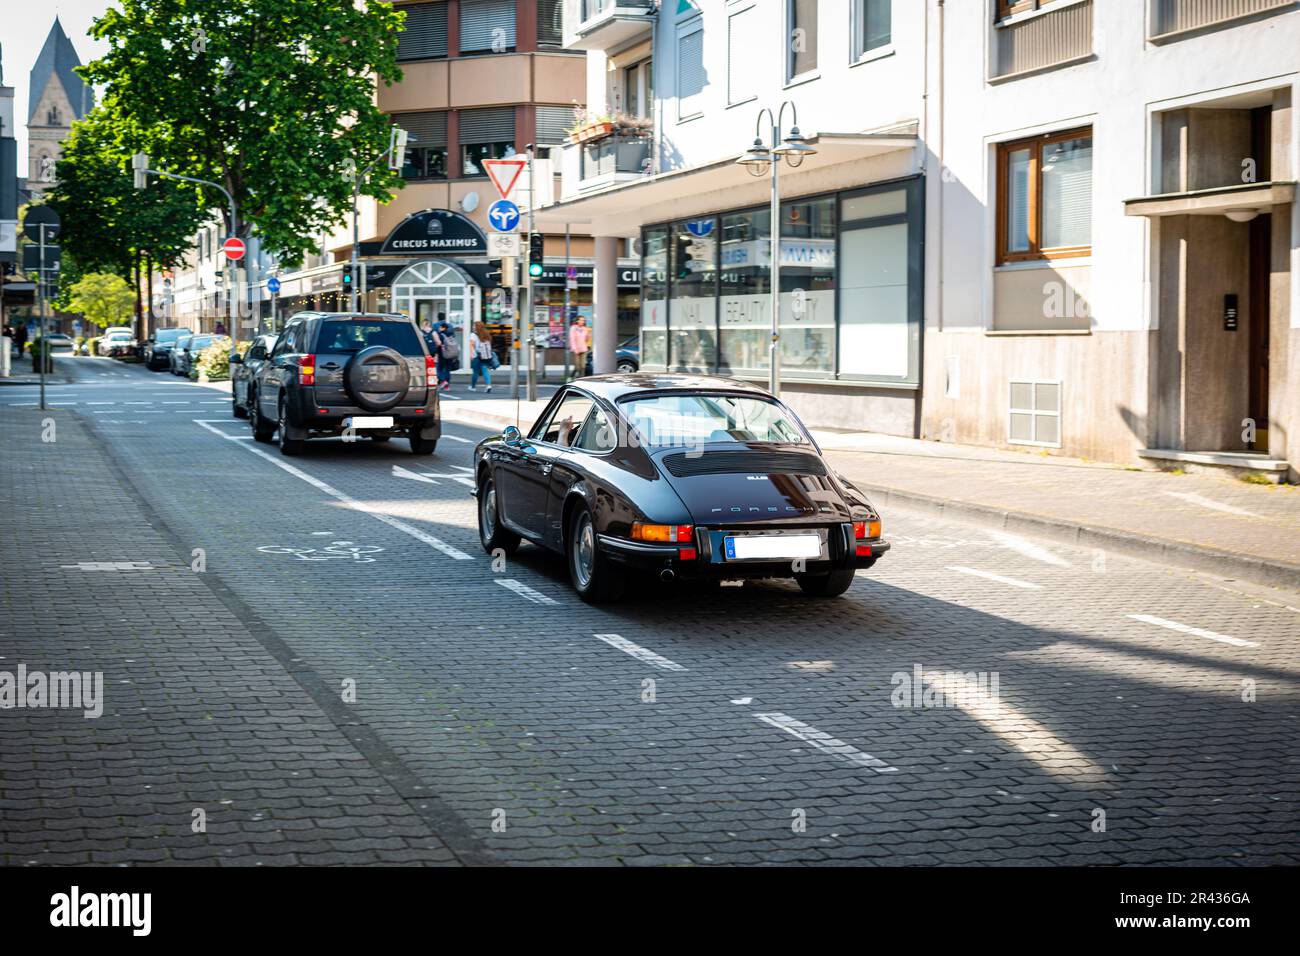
542, 0, 1300, 478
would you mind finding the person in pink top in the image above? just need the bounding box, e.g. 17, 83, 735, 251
567, 316, 591, 380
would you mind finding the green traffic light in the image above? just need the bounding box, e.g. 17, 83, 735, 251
528, 263, 543, 278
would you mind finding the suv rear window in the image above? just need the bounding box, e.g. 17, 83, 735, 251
317, 320, 423, 355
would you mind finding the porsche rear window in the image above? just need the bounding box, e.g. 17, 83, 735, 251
619, 394, 808, 446
317, 320, 423, 355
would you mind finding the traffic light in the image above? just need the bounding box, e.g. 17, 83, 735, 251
342, 270, 353, 288
528, 233, 544, 279
132, 152, 148, 190
485, 258, 503, 285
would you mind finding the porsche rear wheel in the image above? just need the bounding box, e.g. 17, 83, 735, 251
795, 567, 856, 598
567, 505, 624, 604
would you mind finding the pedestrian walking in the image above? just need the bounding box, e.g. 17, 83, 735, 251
568, 315, 590, 380
434, 312, 459, 391
13, 322, 28, 357
468, 321, 496, 392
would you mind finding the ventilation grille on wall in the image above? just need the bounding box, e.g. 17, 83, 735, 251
1009, 380, 1062, 447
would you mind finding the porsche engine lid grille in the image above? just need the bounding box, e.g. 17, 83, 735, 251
661, 450, 827, 478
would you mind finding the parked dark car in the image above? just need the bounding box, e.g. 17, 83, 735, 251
168, 334, 193, 374
473, 374, 889, 603
171, 333, 222, 376
248, 311, 440, 456
615, 337, 639, 373
229, 333, 278, 419
144, 327, 194, 370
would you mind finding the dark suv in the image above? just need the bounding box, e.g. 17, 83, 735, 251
247, 312, 440, 456
143, 327, 193, 370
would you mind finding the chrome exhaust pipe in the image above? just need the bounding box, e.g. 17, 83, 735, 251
660, 568, 675, 583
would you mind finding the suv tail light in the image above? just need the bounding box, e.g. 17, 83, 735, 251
298, 353, 316, 385
425, 355, 437, 387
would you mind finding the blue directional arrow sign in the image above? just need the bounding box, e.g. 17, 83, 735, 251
487, 199, 521, 233
267, 277, 281, 294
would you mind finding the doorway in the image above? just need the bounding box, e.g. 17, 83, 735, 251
1248, 214, 1271, 452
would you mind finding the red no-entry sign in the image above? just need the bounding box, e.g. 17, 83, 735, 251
222, 237, 246, 261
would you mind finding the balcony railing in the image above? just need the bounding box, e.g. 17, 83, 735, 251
568, 0, 655, 51
580, 135, 652, 184
1148, 0, 1295, 39
581, 0, 653, 20
991, 0, 1093, 81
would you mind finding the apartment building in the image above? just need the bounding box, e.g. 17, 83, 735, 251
540, 0, 1299, 478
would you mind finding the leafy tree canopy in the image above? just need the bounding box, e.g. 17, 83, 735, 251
82, 0, 407, 266
66, 272, 137, 331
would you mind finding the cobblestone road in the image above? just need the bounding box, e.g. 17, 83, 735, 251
1, 358, 1296, 865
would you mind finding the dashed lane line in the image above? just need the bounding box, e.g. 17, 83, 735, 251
593, 633, 687, 672
753, 712, 899, 773
494, 578, 559, 606
947, 565, 1042, 590
193, 419, 473, 560
1127, 613, 1259, 648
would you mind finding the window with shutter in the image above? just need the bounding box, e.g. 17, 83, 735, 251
537, 0, 563, 48
996, 127, 1092, 263
536, 106, 576, 148
397, 2, 448, 60
677, 23, 705, 121
393, 113, 449, 180
459, 107, 517, 176
727, 6, 757, 106
460, 0, 517, 54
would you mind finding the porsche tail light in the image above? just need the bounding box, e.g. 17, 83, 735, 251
631, 523, 694, 543
298, 353, 316, 385
854, 519, 882, 540
425, 355, 437, 387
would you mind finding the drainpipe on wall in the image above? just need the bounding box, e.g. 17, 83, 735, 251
651, 0, 661, 175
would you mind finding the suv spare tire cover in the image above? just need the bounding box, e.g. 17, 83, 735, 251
344, 345, 410, 412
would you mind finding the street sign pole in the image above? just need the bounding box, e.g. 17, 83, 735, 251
564, 224, 571, 381
524, 147, 536, 402
38, 223, 47, 410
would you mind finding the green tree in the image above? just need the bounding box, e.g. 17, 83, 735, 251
47, 104, 204, 294
66, 273, 136, 333
82, 0, 407, 265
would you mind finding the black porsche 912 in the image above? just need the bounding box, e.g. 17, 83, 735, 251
473, 373, 889, 603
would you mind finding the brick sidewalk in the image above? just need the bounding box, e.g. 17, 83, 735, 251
0, 405, 462, 865
440, 397, 1300, 592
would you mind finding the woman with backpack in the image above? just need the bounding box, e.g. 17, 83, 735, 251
434, 313, 459, 391
468, 321, 496, 392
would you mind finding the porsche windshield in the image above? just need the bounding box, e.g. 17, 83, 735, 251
619, 393, 808, 447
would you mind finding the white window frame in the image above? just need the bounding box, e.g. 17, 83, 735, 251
1008, 378, 1063, 448
726, 3, 759, 108
850, 0, 894, 65
786, 0, 819, 83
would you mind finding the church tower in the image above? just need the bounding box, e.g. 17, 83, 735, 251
26, 17, 94, 197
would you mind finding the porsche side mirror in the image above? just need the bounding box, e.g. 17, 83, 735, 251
229, 352, 243, 364
503, 425, 522, 446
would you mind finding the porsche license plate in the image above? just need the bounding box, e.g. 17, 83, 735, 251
724, 534, 821, 561
345, 416, 394, 429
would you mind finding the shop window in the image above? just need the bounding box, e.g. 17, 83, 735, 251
668, 218, 717, 371
997, 127, 1092, 263
779, 196, 836, 375
719, 208, 771, 374
641, 227, 669, 368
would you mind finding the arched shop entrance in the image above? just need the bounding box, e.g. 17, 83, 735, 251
389, 260, 480, 351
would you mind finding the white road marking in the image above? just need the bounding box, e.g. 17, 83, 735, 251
985, 529, 1070, 567
753, 712, 898, 773
193, 420, 473, 560
947, 565, 1042, 589
7, 403, 35, 407
1127, 613, 1259, 648
1159, 490, 1258, 518
593, 633, 687, 672
162, 401, 192, 405
495, 578, 558, 606
124, 402, 150, 405
85, 402, 116, 405
392, 465, 440, 484
441, 434, 472, 443
49, 402, 78, 406
441, 393, 460, 400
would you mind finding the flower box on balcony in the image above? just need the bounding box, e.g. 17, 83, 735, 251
571, 121, 615, 145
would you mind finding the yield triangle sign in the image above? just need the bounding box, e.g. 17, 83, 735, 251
482, 158, 527, 200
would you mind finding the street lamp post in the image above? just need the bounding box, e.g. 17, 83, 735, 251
735, 102, 816, 398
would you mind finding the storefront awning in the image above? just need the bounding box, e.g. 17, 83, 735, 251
1124, 181, 1296, 218
535, 132, 918, 237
